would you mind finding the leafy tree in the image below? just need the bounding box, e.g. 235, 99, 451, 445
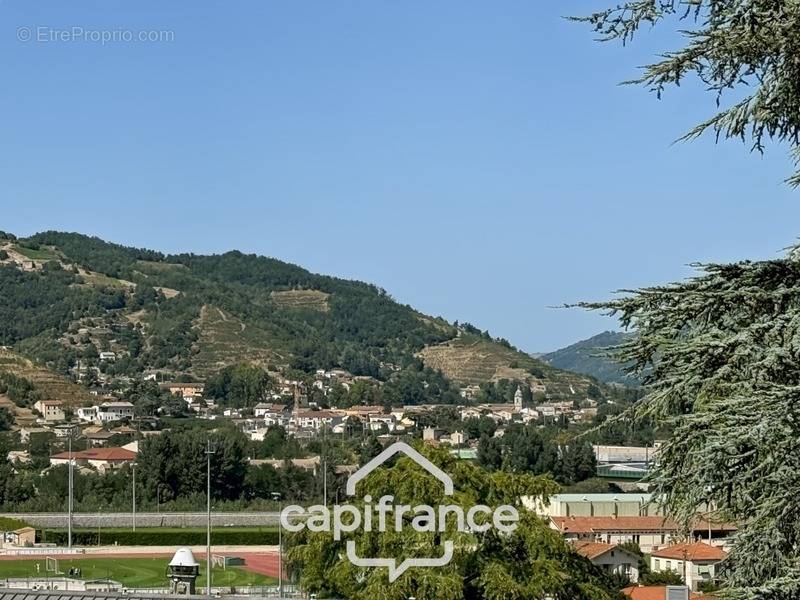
581, 251, 800, 596
641, 570, 684, 586
558, 441, 597, 486
286, 445, 617, 600
205, 364, 272, 408
575, 0, 800, 186
244, 463, 282, 500
137, 427, 248, 502
359, 435, 383, 465
0, 406, 14, 432
254, 425, 303, 459
477, 435, 503, 471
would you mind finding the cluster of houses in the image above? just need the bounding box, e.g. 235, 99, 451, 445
235, 386, 600, 444
527, 493, 734, 593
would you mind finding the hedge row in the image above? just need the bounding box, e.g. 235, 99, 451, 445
38, 528, 279, 546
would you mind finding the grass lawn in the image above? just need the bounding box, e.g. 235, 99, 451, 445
0, 557, 276, 588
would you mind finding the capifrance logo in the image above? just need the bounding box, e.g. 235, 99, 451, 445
280, 442, 519, 582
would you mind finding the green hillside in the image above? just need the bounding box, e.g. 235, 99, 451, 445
0, 230, 607, 402
541, 331, 639, 386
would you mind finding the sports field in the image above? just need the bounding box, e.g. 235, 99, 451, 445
0, 557, 277, 588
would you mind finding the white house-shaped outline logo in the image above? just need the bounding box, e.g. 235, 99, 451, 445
344, 441, 455, 582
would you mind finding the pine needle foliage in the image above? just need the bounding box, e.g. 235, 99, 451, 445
579, 246, 800, 597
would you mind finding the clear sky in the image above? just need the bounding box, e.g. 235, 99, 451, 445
2, 1, 799, 352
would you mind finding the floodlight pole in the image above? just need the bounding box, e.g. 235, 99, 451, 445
272, 492, 282, 599
132, 462, 137, 531
206, 439, 215, 595
67, 433, 73, 549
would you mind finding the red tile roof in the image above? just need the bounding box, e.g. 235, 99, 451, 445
622, 586, 701, 600
551, 515, 678, 533
573, 541, 625, 560
51, 447, 136, 462
651, 541, 727, 561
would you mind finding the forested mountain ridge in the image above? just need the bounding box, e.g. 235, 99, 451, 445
0, 230, 605, 401
542, 331, 638, 386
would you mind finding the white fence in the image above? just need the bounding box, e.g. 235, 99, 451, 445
0, 547, 87, 556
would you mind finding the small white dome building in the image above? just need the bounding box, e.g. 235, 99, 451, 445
168, 547, 200, 595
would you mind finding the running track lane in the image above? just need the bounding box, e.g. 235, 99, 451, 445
0, 551, 283, 579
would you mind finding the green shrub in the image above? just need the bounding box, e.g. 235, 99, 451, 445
38, 527, 278, 546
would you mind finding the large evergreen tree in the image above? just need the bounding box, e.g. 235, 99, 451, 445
581, 252, 800, 597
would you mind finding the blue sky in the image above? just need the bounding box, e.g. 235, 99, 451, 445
2, 1, 799, 352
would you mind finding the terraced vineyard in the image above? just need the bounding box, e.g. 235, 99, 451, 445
191, 305, 284, 377
270, 289, 330, 312
418, 334, 595, 396
0, 348, 94, 407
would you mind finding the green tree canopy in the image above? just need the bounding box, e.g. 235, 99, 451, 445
286, 445, 619, 600
205, 363, 273, 408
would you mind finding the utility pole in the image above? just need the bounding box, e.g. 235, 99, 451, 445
206, 440, 215, 595
323, 458, 327, 506
67, 433, 73, 549
132, 462, 137, 531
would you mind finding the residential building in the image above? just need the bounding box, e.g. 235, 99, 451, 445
250, 456, 322, 474
7, 450, 30, 465
77, 405, 100, 423
33, 400, 64, 422
650, 542, 727, 591
5, 527, 36, 548
254, 403, 286, 418
97, 401, 135, 422
83, 429, 116, 447
291, 410, 340, 431
527, 493, 659, 518
422, 427, 444, 442
53, 423, 80, 438
159, 382, 204, 398
621, 586, 698, 600
19, 426, 51, 444
573, 541, 640, 582
549, 515, 679, 553
368, 414, 396, 432
49, 446, 136, 473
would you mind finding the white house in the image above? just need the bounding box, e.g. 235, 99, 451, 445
368, 414, 396, 432
53, 423, 80, 438
573, 541, 640, 582
549, 515, 678, 553
254, 403, 285, 418
291, 410, 340, 431
650, 542, 726, 591
97, 401, 135, 422
77, 406, 100, 423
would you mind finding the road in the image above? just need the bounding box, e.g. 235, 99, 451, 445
0, 512, 283, 528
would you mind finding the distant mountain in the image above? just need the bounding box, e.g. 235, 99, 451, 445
541, 331, 639, 386
0, 230, 609, 403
